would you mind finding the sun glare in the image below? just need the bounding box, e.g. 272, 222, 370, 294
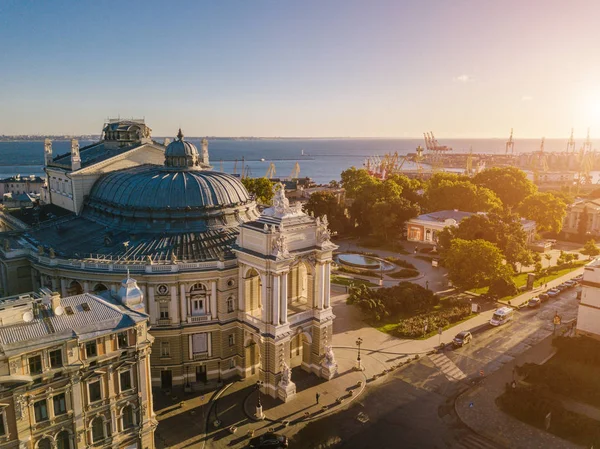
583, 91, 600, 124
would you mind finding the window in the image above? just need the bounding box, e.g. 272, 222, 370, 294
85, 341, 97, 358
34, 400, 48, 422
226, 296, 235, 313
191, 333, 208, 354
120, 370, 132, 392
0, 411, 5, 436
159, 303, 169, 319
229, 358, 235, 370
117, 332, 128, 349
29, 355, 42, 374
88, 380, 102, 402
122, 405, 134, 430
53, 393, 67, 415
37, 438, 52, 449
56, 430, 70, 449
49, 349, 63, 368
91, 417, 104, 443
160, 341, 170, 357
228, 334, 235, 347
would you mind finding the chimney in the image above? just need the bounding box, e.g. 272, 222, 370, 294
71, 139, 81, 171
44, 138, 53, 166
40, 287, 61, 313
201, 138, 209, 165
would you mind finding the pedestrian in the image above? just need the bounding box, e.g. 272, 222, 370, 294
414, 246, 417, 254
545, 283, 548, 289
316, 392, 320, 404
426, 280, 429, 289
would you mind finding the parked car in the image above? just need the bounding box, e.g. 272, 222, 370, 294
248, 433, 289, 449
575, 274, 583, 281
539, 292, 550, 301
453, 331, 473, 347
547, 289, 560, 297
564, 280, 576, 287
556, 283, 568, 291
528, 297, 541, 308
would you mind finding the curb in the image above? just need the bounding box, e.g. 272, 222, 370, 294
453, 385, 503, 447
201, 382, 234, 449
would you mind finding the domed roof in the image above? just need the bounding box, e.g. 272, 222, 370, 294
164, 129, 208, 169
117, 276, 144, 311
84, 164, 258, 232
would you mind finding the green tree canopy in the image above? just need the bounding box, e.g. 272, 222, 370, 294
473, 167, 537, 208
582, 239, 600, 259
426, 179, 502, 213
304, 191, 348, 234
368, 197, 420, 243
241, 177, 274, 205
340, 167, 375, 199
445, 238, 512, 290
518, 192, 567, 233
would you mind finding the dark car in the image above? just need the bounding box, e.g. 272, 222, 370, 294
539, 293, 550, 301
248, 433, 289, 449
453, 331, 472, 347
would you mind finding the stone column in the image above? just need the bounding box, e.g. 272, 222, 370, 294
272, 275, 280, 325
51, 277, 58, 292
280, 272, 288, 324
261, 274, 268, 323
211, 281, 218, 319
60, 278, 67, 297
316, 264, 325, 309
170, 285, 179, 323
324, 263, 331, 308
147, 287, 157, 324
180, 284, 187, 316
83, 281, 90, 293
238, 268, 246, 312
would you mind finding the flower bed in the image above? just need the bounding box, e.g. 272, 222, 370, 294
389, 268, 419, 279
394, 304, 471, 338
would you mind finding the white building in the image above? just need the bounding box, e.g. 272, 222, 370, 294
576, 261, 600, 338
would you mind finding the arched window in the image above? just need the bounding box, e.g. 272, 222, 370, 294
226, 296, 235, 313
189, 283, 207, 316
91, 417, 104, 443
67, 281, 83, 296
122, 405, 134, 430
37, 438, 52, 449
56, 430, 70, 449
93, 283, 108, 293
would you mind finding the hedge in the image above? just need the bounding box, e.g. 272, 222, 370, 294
395, 304, 471, 338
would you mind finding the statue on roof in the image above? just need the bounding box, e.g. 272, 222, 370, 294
272, 183, 291, 216
316, 215, 332, 245
272, 233, 290, 259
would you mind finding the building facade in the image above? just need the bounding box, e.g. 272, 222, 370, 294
562, 199, 600, 240
0, 284, 155, 449
0, 122, 337, 400
0, 176, 45, 199
406, 209, 536, 244
576, 261, 600, 338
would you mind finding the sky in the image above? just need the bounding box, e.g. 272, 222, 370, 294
1, 0, 599, 138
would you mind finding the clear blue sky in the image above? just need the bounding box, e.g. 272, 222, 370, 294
1, 0, 599, 138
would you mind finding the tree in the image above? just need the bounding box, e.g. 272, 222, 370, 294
426, 180, 501, 213
544, 253, 552, 267
368, 198, 420, 243
473, 167, 537, 208
518, 192, 567, 233
582, 239, 600, 259
445, 239, 512, 290
340, 167, 376, 199
577, 206, 589, 242
304, 191, 347, 234
241, 177, 274, 204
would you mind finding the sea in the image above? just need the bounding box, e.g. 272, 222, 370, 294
0, 138, 598, 185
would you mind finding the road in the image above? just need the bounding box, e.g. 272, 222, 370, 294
290, 287, 580, 449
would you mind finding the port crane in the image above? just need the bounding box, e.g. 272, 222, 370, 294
290, 162, 300, 179
265, 162, 276, 179
583, 128, 593, 153
505, 129, 515, 154
566, 129, 576, 153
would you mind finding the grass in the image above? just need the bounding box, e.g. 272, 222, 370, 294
330, 275, 378, 288
358, 238, 409, 254
468, 262, 585, 297
388, 268, 420, 279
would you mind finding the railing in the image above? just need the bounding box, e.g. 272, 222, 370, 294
156, 319, 172, 326
187, 315, 211, 324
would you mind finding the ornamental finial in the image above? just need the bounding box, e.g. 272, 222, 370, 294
177, 128, 184, 140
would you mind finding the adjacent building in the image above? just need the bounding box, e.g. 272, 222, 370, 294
0, 121, 337, 401
577, 261, 600, 339
0, 175, 45, 199
0, 282, 155, 449
562, 199, 600, 241
406, 209, 536, 244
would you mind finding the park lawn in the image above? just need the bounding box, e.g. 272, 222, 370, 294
468, 262, 586, 296
330, 275, 378, 288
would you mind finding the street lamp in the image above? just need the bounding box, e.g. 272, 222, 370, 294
355, 337, 364, 371
255, 380, 264, 419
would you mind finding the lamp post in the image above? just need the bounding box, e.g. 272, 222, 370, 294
255, 380, 264, 419
355, 337, 364, 371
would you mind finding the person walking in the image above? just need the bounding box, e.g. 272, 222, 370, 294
316, 392, 320, 404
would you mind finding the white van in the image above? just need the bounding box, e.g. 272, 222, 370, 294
490, 306, 514, 326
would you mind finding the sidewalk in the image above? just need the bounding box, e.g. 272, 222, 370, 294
455, 334, 581, 449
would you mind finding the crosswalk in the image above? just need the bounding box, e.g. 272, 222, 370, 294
455, 433, 505, 449
428, 352, 467, 381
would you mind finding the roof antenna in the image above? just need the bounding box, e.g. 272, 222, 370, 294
126, 268, 130, 280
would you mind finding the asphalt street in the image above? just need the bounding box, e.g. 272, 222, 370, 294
289, 287, 580, 449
